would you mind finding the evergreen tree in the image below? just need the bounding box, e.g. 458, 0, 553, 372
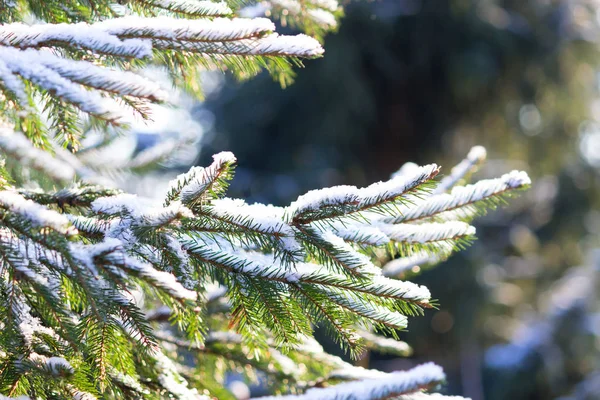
0, 1, 530, 398
201, 2, 600, 397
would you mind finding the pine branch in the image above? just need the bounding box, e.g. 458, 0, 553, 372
287, 164, 439, 225
382, 248, 450, 278
398, 394, 470, 400
134, 0, 234, 16
0, 129, 77, 184
0, 138, 530, 397
387, 171, 531, 224
434, 146, 486, 194
241, 0, 341, 40
167, 151, 236, 206
257, 363, 447, 400
358, 329, 412, 357
0, 16, 323, 145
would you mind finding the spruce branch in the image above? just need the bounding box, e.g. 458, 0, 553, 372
387, 170, 531, 224
0, 134, 529, 397
257, 362, 447, 400
382, 249, 450, 278
133, 0, 234, 16
358, 329, 413, 357
287, 164, 439, 225
241, 0, 342, 40
0, 14, 324, 145
434, 146, 487, 194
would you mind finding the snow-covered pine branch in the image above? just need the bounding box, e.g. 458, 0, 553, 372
258, 362, 447, 400
0, 3, 531, 398
434, 146, 487, 193
0, 134, 529, 397
135, 0, 234, 16
240, 0, 341, 39
387, 170, 531, 224
382, 248, 451, 277
287, 164, 439, 225
0, 191, 73, 234
0, 128, 76, 183
358, 329, 413, 356
0, 13, 323, 145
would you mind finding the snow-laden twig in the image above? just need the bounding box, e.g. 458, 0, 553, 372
398, 393, 470, 400
152, 350, 209, 400
241, 0, 339, 30
181, 233, 431, 304
377, 221, 476, 244
137, 0, 233, 16
99, 16, 276, 42
390, 170, 531, 224
0, 16, 324, 131
435, 146, 486, 194
257, 363, 446, 400
330, 222, 389, 246
358, 329, 412, 356
0, 129, 76, 182
176, 151, 236, 204
69, 238, 197, 300
0, 22, 152, 57
287, 164, 439, 223
0, 46, 128, 121
0, 190, 73, 234
27, 353, 74, 376
382, 247, 452, 277
317, 230, 380, 275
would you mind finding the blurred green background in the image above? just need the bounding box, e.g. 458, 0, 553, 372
196, 1, 600, 398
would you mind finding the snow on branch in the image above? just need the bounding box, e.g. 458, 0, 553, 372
241, 0, 340, 34
0, 15, 324, 137
359, 329, 412, 356
320, 287, 409, 329
15, 299, 59, 347
0, 46, 130, 122
207, 198, 304, 260
0, 129, 76, 182
180, 233, 431, 306
258, 362, 446, 400
100, 16, 276, 42
377, 221, 476, 245
0, 22, 152, 58
435, 146, 486, 194
358, 164, 439, 209
398, 393, 470, 400
313, 230, 380, 275
0, 144, 530, 397
287, 164, 439, 224
152, 350, 208, 399
136, 0, 233, 16
70, 238, 197, 301
177, 151, 236, 205
0, 190, 73, 234
389, 170, 531, 224
330, 222, 389, 246
39, 53, 168, 102
27, 353, 74, 377
92, 193, 193, 228
0, 57, 29, 105
151, 33, 326, 58
382, 247, 451, 277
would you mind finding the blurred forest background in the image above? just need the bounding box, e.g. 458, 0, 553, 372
187, 0, 600, 399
